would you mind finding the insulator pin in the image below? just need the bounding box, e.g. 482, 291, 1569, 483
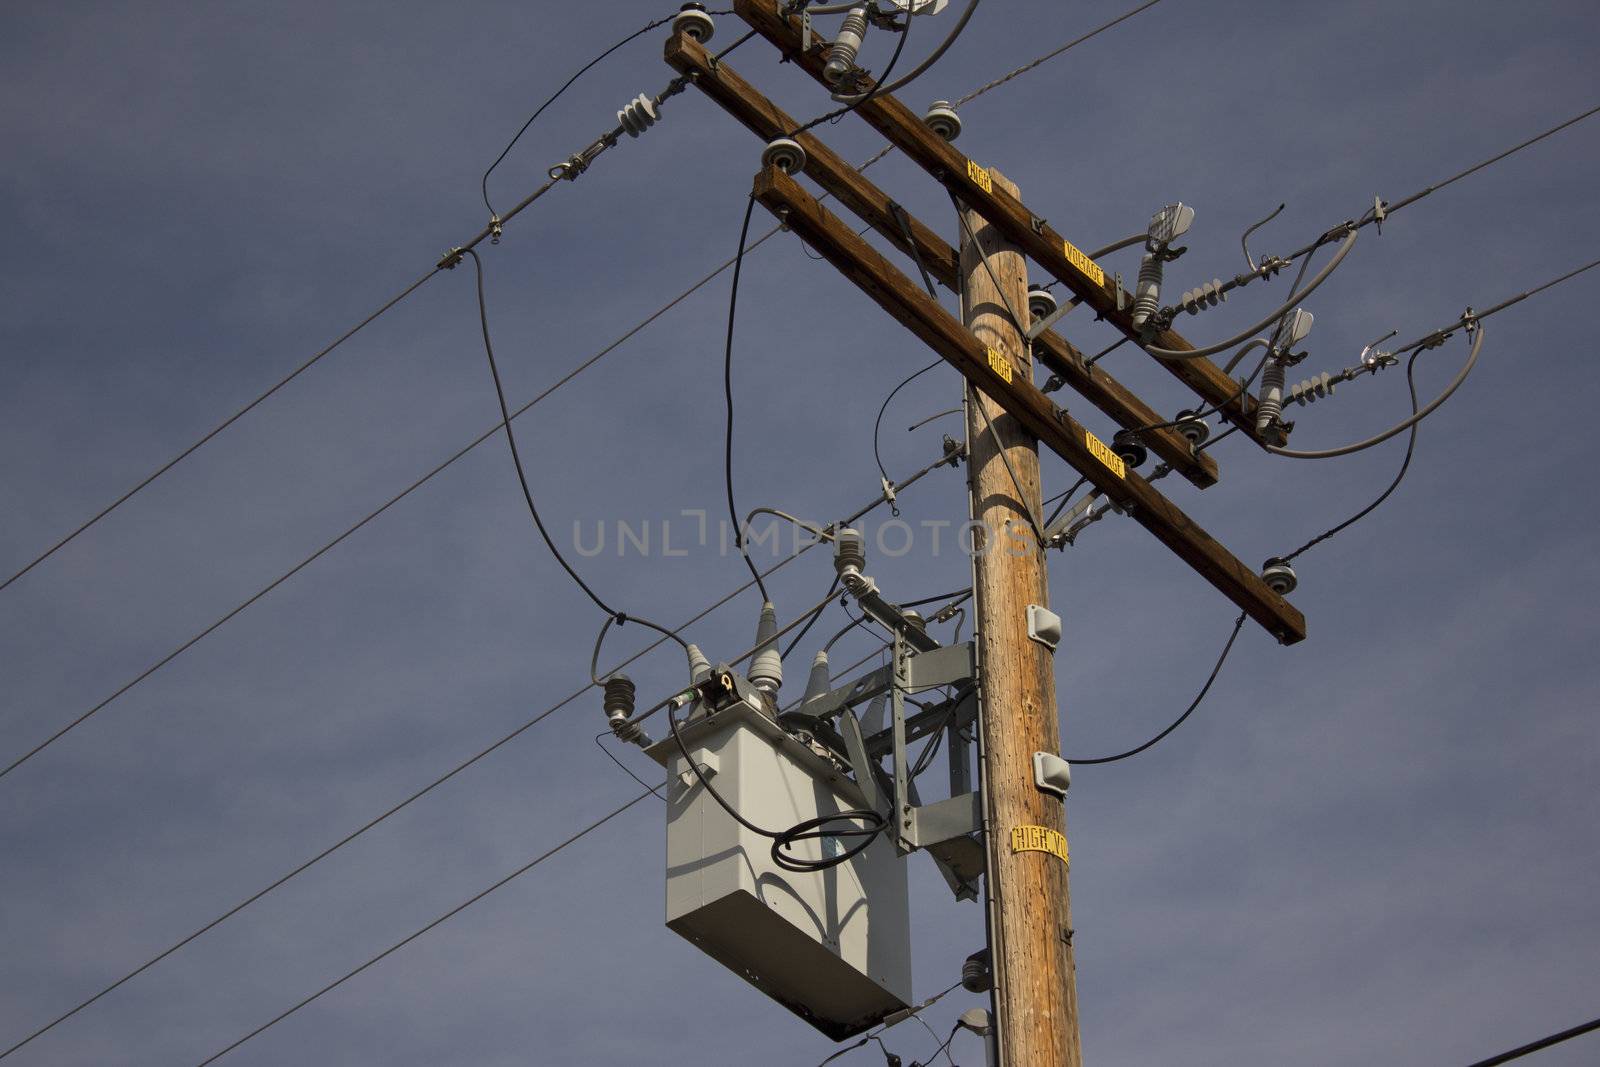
617, 94, 660, 138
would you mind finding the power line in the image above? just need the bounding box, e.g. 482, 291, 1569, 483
462, 247, 625, 619
1462, 1013, 1600, 1067
954, 0, 1167, 106
0, 218, 799, 785
2, 0, 1123, 681
0, 267, 440, 597
722, 194, 771, 601
1068, 611, 1246, 765
193, 789, 655, 1066
1281, 347, 1424, 563
0, 29, 763, 605
0, 449, 954, 1060
480, 8, 733, 216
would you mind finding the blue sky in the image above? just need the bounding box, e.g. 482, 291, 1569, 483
2, 1, 1598, 1064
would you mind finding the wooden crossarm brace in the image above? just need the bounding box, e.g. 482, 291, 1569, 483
666, 32, 1218, 489
754, 165, 1305, 644
733, 0, 1268, 444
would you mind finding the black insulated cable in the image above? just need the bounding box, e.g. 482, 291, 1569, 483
462, 249, 625, 621
722, 195, 771, 602
1069, 611, 1246, 765
1462, 1013, 1600, 1067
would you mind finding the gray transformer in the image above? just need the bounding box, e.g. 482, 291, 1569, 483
644, 697, 912, 1038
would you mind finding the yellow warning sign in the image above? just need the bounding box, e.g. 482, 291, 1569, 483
1062, 239, 1105, 288
1084, 429, 1126, 479
966, 158, 993, 195
986, 345, 1013, 384
1010, 825, 1069, 865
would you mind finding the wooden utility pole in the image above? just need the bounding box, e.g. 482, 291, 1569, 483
961, 170, 1080, 1067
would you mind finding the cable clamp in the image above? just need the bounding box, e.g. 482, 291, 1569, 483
1371, 195, 1387, 234
437, 247, 465, 270
489, 215, 503, 246
881, 475, 899, 517
1359, 329, 1398, 370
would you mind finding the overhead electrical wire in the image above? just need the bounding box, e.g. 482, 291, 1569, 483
464, 248, 639, 623
0, 447, 958, 1061
593, 730, 667, 801
955, 0, 1166, 106
722, 195, 772, 602
2, 142, 920, 784
789, 2, 915, 136
193, 789, 655, 1066
1068, 611, 1247, 765
480, 8, 738, 216
1279, 347, 1424, 564
0, 18, 775, 606
0, 267, 440, 597
1149, 101, 1600, 337
1461, 1013, 1600, 1067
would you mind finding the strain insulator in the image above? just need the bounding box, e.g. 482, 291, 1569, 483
1178, 278, 1227, 315
823, 6, 870, 86
1289, 371, 1337, 407
617, 93, 660, 138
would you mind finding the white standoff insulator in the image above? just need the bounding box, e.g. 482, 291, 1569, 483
823, 5, 870, 86
685, 642, 712, 685
1261, 557, 1298, 596
1027, 285, 1057, 321
672, 2, 716, 42
923, 100, 962, 142
749, 601, 783, 693
803, 649, 831, 703
761, 136, 807, 174
1174, 409, 1211, 446
617, 93, 659, 138
1289, 371, 1337, 406
1179, 278, 1227, 315
1256, 358, 1287, 443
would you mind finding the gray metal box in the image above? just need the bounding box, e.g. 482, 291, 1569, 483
644, 699, 911, 1038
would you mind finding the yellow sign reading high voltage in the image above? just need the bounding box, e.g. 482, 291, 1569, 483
1010, 825, 1069, 865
